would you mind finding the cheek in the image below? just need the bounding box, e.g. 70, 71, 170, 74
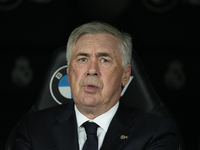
69, 68, 84, 87
68, 68, 76, 86
103, 70, 123, 88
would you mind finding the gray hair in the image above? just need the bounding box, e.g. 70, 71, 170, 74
66, 22, 132, 68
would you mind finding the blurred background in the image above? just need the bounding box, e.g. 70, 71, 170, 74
0, 0, 200, 149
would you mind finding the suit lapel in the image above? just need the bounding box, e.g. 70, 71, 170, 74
52, 102, 79, 150
100, 101, 135, 150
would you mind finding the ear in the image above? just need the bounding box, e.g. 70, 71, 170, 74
121, 64, 131, 87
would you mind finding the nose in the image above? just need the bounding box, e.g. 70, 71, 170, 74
87, 59, 100, 77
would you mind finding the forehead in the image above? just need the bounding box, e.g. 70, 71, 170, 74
73, 34, 121, 54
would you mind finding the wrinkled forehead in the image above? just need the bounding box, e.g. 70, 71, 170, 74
73, 33, 121, 53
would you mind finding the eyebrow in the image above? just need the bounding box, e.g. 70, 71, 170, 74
75, 52, 89, 58
96, 52, 111, 57
75, 52, 111, 58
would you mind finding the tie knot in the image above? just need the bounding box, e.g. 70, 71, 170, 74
83, 121, 99, 135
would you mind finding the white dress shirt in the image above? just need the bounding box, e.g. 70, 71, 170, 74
74, 102, 119, 150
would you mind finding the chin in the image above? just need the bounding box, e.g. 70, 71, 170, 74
80, 98, 100, 107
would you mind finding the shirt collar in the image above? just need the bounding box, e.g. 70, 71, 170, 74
75, 101, 119, 132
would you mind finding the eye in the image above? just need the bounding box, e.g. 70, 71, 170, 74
101, 58, 109, 63
79, 58, 87, 62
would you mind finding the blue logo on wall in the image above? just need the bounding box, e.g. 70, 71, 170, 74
58, 75, 73, 99
50, 65, 73, 105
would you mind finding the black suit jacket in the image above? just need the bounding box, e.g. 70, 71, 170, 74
13, 100, 179, 150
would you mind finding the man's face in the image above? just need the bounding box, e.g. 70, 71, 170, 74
67, 34, 131, 116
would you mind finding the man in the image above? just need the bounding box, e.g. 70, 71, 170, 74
13, 22, 179, 150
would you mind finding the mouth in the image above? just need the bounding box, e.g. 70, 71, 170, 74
83, 84, 99, 93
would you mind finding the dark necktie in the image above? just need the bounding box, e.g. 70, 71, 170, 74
82, 121, 99, 150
